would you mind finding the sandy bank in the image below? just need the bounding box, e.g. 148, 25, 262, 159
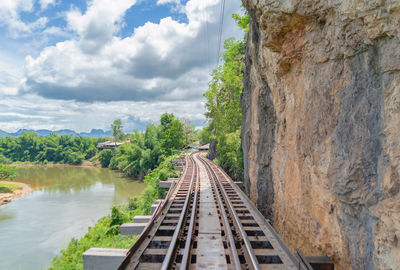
0, 181, 33, 206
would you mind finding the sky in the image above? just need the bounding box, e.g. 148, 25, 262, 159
0, 0, 243, 132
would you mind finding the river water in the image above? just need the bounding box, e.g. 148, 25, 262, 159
0, 166, 147, 270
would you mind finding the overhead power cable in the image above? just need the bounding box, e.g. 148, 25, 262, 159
202, 1, 211, 68
216, 0, 226, 65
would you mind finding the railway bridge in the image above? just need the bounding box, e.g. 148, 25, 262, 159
84, 152, 333, 270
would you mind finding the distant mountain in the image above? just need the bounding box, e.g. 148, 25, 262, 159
0, 130, 9, 139
57, 129, 78, 136
80, 129, 113, 138
7, 129, 53, 137
0, 129, 113, 138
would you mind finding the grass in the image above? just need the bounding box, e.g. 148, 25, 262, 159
0, 182, 22, 193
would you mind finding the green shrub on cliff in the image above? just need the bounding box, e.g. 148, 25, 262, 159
203, 12, 248, 179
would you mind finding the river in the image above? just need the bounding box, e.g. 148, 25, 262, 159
0, 166, 147, 270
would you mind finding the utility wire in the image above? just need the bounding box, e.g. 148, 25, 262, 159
202, 1, 211, 68
216, 0, 226, 65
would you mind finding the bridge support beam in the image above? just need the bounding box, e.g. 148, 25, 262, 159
159, 178, 179, 188
151, 199, 164, 214
120, 223, 146, 235
133, 215, 151, 223
83, 248, 127, 270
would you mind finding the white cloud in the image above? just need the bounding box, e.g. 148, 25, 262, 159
157, 0, 181, 5
0, 50, 24, 96
66, 0, 137, 53
0, 94, 206, 132
0, 0, 243, 132
23, 0, 243, 103
42, 26, 69, 37
39, 0, 56, 11
0, 0, 48, 37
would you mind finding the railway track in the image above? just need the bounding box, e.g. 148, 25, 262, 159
118, 152, 306, 270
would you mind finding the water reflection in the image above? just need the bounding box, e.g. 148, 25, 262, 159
14, 166, 146, 205
0, 166, 147, 270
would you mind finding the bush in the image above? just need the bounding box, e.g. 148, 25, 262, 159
64, 150, 84, 165
216, 130, 243, 180
0, 154, 11, 164
110, 206, 125, 227
0, 164, 16, 180
85, 145, 98, 159
49, 207, 137, 270
158, 168, 169, 181
98, 149, 113, 167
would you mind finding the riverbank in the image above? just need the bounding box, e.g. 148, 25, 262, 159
0, 181, 33, 206
48, 155, 179, 269
9, 160, 100, 168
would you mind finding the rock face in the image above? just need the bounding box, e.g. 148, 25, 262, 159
241, 1, 400, 269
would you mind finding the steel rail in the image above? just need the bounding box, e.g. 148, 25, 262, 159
204, 155, 306, 270
199, 154, 261, 270
198, 154, 242, 270
161, 155, 197, 270
117, 166, 183, 269
179, 155, 200, 269
118, 154, 192, 270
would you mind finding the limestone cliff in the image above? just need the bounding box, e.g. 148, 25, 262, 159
241, 1, 400, 269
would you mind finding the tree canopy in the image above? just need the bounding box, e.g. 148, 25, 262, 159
111, 119, 124, 142
203, 12, 249, 180
100, 113, 192, 178
0, 133, 99, 165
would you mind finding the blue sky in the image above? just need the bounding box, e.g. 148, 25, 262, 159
0, 0, 243, 132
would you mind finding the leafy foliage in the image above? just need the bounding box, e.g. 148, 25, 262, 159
0, 132, 99, 165
48, 206, 137, 270
98, 149, 113, 167
197, 125, 211, 145
0, 164, 16, 180
128, 155, 179, 215
232, 12, 250, 32
101, 113, 190, 178
203, 13, 249, 180
111, 119, 125, 142
181, 118, 196, 146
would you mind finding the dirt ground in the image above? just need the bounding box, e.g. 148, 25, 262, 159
0, 181, 33, 206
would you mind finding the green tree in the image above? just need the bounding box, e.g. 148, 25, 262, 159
160, 118, 184, 155
144, 124, 159, 150
203, 13, 249, 178
198, 126, 211, 144
111, 119, 124, 142
180, 118, 196, 146
160, 113, 174, 133
98, 149, 113, 167
130, 130, 144, 149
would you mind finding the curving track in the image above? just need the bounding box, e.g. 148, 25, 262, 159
118, 152, 306, 270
